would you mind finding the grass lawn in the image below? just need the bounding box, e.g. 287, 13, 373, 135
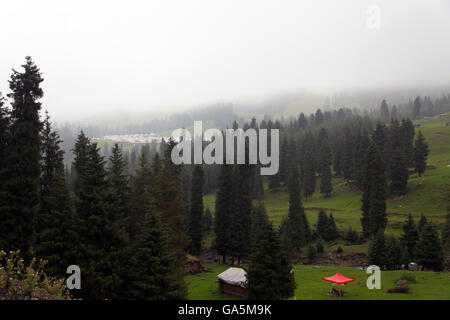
187, 264, 450, 300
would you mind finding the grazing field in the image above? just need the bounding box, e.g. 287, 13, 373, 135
187, 264, 450, 300
203, 113, 450, 236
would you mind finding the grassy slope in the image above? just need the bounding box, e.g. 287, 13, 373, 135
187, 264, 450, 300
204, 114, 450, 237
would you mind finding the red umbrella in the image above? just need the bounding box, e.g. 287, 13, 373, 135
322, 272, 355, 285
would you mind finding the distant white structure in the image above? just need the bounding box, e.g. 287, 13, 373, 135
92, 133, 164, 144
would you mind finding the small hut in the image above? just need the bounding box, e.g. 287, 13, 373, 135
217, 267, 248, 298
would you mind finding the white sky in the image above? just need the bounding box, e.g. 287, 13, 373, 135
1, 0, 449, 121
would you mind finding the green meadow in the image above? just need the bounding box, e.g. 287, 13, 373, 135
203, 114, 450, 238
187, 264, 450, 300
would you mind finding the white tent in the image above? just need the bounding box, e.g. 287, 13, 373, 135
217, 267, 247, 288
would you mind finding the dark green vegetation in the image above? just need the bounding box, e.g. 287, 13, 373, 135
0, 58, 449, 300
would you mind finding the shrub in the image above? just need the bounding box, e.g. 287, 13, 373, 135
395, 272, 417, 284
336, 246, 343, 254
387, 280, 410, 293
0, 250, 69, 299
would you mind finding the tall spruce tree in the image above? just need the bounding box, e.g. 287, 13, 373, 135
154, 158, 188, 274
367, 230, 386, 267
326, 213, 339, 240
342, 126, 353, 181
126, 211, 187, 299
106, 143, 131, 298
353, 129, 370, 189
385, 235, 402, 270
412, 96, 421, 119
250, 202, 269, 252
303, 132, 316, 199
0, 57, 43, 256
400, 119, 415, 168
400, 213, 419, 259
415, 222, 444, 271
318, 128, 333, 197
229, 165, 252, 265
36, 112, 78, 276
72, 130, 91, 195
389, 120, 409, 195
283, 165, 310, 252
316, 209, 329, 240
203, 207, 212, 232
361, 141, 387, 237
413, 131, 429, 177
188, 165, 205, 256
130, 152, 153, 237
247, 222, 296, 300
418, 213, 428, 233
75, 143, 117, 299
380, 99, 390, 123
214, 164, 233, 263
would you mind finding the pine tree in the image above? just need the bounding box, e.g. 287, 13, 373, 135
315, 109, 324, 126
154, 158, 188, 273
35, 112, 78, 276
130, 152, 153, 237
214, 164, 233, 263
391, 105, 398, 121
413, 131, 429, 176
279, 136, 289, 186
412, 96, 421, 119
415, 222, 444, 271
367, 230, 386, 267
372, 123, 390, 177
303, 132, 316, 199
229, 165, 252, 265
298, 112, 307, 128
250, 202, 269, 252
283, 165, 310, 252
316, 209, 329, 240
400, 213, 419, 258
247, 223, 296, 300
203, 207, 212, 232
318, 128, 333, 197
106, 143, 131, 298
361, 141, 387, 237
326, 213, 339, 240
0, 57, 43, 257
188, 165, 205, 256
418, 213, 428, 233
75, 143, 114, 299
72, 131, 91, 195
353, 129, 370, 189
380, 99, 390, 123
400, 119, 415, 168
385, 235, 402, 270
126, 211, 187, 299
342, 127, 353, 181
390, 120, 409, 195
151, 152, 162, 177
